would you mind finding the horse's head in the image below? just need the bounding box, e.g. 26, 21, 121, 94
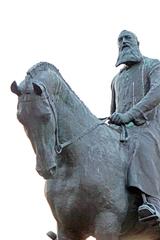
11, 63, 60, 179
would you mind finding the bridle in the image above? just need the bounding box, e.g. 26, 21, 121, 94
40, 83, 107, 154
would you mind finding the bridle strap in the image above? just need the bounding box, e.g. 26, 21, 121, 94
41, 83, 108, 154
36, 83, 60, 152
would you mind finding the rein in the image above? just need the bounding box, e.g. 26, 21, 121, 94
55, 118, 107, 154
41, 84, 108, 154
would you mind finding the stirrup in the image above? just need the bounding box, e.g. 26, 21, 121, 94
138, 203, 160, 224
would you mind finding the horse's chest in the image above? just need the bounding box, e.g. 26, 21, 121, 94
45, 177, 81, 210
45, 176, 98, 226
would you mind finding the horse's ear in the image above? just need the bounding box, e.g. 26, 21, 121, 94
10, 81, 22, 96
32, 83, 43, 96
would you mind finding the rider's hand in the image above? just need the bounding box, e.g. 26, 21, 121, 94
109, 112, 132, 125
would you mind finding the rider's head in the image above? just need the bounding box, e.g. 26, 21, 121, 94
116, 30, 142, 67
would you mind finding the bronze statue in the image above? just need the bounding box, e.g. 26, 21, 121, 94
11, 40, 160, 238
110, 30, 160, 224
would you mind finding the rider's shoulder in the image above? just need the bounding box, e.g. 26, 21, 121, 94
143, 56, 160, 71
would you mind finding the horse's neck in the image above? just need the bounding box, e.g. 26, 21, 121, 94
55, 84, 98, 143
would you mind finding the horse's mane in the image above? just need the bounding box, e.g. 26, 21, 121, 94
27, 62, 60, 79
27, 62, 99, 122
27, 62, 87, 109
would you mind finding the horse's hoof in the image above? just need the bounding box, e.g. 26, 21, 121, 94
47, 231, 57, 240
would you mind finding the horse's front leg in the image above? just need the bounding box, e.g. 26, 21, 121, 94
96, 234, 119, 240
57, 225, 85, 240
94, 211, 120, 240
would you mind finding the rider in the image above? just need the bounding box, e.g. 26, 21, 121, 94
110, 30, 160, 223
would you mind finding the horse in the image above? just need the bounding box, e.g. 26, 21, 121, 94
11, 62, 160, 240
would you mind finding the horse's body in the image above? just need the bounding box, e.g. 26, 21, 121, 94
11, 62, 160, 240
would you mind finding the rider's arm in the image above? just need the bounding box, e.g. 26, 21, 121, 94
127, 63, 160, 122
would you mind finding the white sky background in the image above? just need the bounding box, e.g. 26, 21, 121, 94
1, 0, 160, 239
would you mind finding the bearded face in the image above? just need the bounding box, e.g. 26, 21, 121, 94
116, 30, 143, 67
